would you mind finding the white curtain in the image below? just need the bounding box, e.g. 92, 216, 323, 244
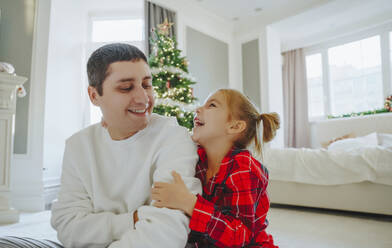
282, 48, 310, 148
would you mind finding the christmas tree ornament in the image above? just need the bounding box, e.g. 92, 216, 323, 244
16, 85, 27, 98
157, 18, 174, 36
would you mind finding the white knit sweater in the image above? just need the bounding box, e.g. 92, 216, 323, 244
51, 114, 202, 248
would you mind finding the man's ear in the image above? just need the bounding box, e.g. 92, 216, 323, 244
227, 120, 246, 135
88, 86, 100, 106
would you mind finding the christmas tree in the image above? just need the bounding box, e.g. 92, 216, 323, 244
149, 19, 197, 130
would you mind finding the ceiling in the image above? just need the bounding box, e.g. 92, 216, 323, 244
187, 0, 392, 50
187, 0, 330, 21
271, 0, 392, 51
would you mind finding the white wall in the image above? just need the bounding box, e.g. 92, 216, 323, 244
11, 0, 51, 211
149, 0, 237, 90
42, 0, 88, 187
258, 26, 284, 148
186, 27, 229, 102
264, 27, 284, 147
242, 39, 261, 110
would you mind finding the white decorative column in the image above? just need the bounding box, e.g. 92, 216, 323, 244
0, 72, 27, 224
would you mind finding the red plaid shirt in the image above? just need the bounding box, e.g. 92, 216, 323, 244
187, 147, 278, 248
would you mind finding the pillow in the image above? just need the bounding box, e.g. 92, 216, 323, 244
378, 133, 392, 148
321, 133, 356, 148
328, 132, 378, 152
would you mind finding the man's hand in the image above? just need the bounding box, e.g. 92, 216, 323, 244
151, 171, 197, 216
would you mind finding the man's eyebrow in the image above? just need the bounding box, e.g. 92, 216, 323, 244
117, 78, 135, 83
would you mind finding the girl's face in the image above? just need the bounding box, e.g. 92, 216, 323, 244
192, 91, 231, 145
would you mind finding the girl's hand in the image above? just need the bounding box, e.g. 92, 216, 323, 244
152, 171, 197, 216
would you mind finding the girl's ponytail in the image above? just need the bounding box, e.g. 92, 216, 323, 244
260, 112, 280, 143
253, 112, 280, 157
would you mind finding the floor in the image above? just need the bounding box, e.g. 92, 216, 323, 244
268, 205, 392, 248
0, 206, 391, 248
0, 211, 58, 242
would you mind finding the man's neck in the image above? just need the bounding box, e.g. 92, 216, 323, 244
107, 126, 138, 140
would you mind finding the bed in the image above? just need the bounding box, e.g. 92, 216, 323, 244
262, 114, 392, 215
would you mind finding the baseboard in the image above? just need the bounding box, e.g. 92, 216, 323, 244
11, 182, 45, 212
12, 195, 45, 212
9, 178, 60, 212
44, 185, 60, 210
43, 177, 61, 210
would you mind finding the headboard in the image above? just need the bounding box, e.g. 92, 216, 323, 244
309, 113, 392, 148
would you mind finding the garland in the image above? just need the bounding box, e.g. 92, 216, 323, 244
328, 95, 392, 119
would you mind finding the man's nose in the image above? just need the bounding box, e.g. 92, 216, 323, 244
133, 85, 149, 104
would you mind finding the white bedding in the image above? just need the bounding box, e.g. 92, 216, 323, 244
263, 146, 392, 186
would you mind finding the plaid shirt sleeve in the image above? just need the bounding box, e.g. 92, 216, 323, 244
189, 166, 262, 248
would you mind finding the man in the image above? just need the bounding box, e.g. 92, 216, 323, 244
50, 43, 201, 247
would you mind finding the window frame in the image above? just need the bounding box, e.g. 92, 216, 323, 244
304, 22, 392, 121
84, 14, 146, 125
87, 14, 146, 56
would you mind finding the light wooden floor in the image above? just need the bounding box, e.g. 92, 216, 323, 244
1, 206, 391, 248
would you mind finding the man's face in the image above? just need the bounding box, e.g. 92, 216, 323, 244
89, 60, 154, 139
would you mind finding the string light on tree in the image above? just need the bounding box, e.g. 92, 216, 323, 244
149, 19, 198, 130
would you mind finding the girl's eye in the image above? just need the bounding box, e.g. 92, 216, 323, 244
143, 84, 152, 89
209, 103, 216, 107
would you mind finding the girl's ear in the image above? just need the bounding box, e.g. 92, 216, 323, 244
227, 120, 246, 135
88, 86, 100, 106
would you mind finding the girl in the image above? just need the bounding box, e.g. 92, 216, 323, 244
152, 89, 279, 248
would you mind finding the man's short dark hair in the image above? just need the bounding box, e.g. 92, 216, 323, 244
87, 43, 148, 95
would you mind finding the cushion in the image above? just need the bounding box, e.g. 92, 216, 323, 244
328, 132, 378, 151
321, 133, 356, 148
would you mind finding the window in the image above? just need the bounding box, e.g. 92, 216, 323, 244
87, 17, 144, 124
305, 30, 391, 120
328, 36, 383, 116
306, 53, 325, 118
92, 19, 143, 42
